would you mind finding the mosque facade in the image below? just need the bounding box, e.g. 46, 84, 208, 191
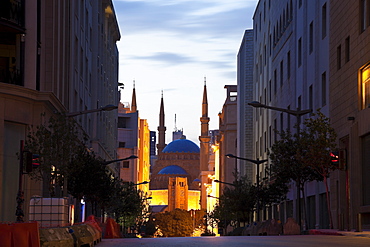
149, 82, 213, 211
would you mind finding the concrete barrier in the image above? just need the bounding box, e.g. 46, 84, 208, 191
69, 225, 94, 247
39, 227, 74, 247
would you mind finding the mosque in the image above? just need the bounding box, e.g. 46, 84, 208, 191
149, 81, 213, 213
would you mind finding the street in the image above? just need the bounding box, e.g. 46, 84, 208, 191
97, 235, 370, 247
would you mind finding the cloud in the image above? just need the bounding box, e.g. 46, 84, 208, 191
114, 0, 256, 38
132, 52, 195, 65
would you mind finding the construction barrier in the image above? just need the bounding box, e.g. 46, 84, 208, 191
0, 222, 40, 247
104, 217, 121, 238
39, 227, 73, 247
69, 225, 94, 247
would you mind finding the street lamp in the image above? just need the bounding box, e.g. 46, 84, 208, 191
66, 104, 118, 117
226, 154, 268, 222
248, 101, 312, 230
102, 155, 138, 165
214, 179, 237, 187
133, 181, 149, 186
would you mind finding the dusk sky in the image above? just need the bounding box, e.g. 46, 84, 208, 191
113, 0, 258, 144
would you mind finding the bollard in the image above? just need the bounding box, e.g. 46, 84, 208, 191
356, 213, 362, 232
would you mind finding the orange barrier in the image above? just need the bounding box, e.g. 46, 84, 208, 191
0, 222, 40, 247
104, 217, 121, 238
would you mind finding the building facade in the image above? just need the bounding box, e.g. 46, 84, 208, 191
218, 85, 238, 190
251, 0, 330, 228
0, 0, 120, 222
117, 93, 150, 193
329, 0, 370, 230
237, 29, 254, 181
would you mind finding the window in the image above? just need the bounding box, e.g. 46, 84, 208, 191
274, 119, 277, 142
119, 142, 125, 148
287, 105, 291, 131
362, 134, 370, 205
298, 38, 302, 67
287, 51, 291, 78
118, 117, 127, 128
360, 0, 367, 32
345, 36, 350, 63
322, 3, 327, 39
309, 85, 313, 111
280, 60, 284, 87
122, 161, 129, 168
361, 63, 370, 109
269, 80, 272, 102
274, 69, 277, 94
309, 21, 314, 54
337, 45, 342, 70
280, 113, 284, 133
322, 72, 327, 106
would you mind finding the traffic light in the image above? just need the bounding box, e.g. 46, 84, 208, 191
330, 151, 339, 167
330, 150, 347, 170
25, 152, 40, 173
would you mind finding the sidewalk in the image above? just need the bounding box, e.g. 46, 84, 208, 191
309, 229, 370, 238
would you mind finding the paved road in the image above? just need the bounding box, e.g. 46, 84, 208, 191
97, 235, 370, 247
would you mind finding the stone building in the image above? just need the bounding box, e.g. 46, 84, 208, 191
0, 0, 120, 222
329, 0, 370, 230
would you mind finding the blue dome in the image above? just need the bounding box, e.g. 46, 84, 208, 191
162, 139, 200, 153
158, 165, 188, 175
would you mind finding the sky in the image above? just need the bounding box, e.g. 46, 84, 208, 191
113, 0, 258, 145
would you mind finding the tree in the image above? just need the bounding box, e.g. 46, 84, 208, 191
269, 128, 322, 227
155, 209, 194, 237
209, 176, 257, 233
25, 113, 88, 197
298, 110, 337, 228
105, 181, 150, 234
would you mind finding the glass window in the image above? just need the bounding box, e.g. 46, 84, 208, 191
345, 36, 350, 63
309, 21, 314, 54
322, 72, 327, 107
298, 38, 302, 67
322, 3, 327, 39
361, 63, 370, 109
362, 134, 370, 205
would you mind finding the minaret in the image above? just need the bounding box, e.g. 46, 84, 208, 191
199, 77, 211, 209
157, 90, 166, 154
131, 80, 137, 112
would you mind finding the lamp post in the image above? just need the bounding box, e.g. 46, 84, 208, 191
226, 154, 268, 222
214, 179, 237, 187
102, 155, 138, 165
248, 101, 312, 230
66, 104, 118, 117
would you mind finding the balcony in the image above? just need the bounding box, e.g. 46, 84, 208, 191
0, 0, 25, 32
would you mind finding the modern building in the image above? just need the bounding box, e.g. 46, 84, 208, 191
237, 29, 254, 181
0, 0, 120, 222
251, 0, 330, 228
329, 0, 370, 230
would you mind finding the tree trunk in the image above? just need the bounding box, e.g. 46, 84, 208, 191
324, 176, 333, 229
301, 185, 308, 230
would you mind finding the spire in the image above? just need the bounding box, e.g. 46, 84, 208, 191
199, 77, 211, 210
131, 80, 137, 112
157, 90, 166, 153
202, 77, 208, 118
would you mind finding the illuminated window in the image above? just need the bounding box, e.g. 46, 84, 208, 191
361, 63, 370, 109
